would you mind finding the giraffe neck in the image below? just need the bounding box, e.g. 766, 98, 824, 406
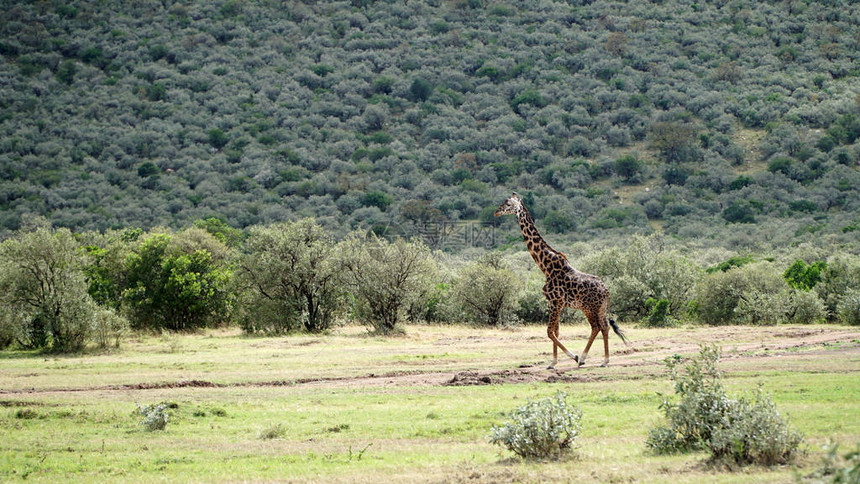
517, 206, 564, 276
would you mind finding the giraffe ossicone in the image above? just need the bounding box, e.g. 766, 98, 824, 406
495, 192, 628, 369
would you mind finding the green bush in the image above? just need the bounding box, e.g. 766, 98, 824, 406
647, 346, 803, 466
809, 442, 860, 484
784, 259, 827, 291
695, 262, 796, 325
580, 235, 699, 321
236, 220, 345, 334
0, 225, 98, 352
709, 388, 804, 466
122, 229, 233, 331
837, 290, 860, 326
452, 253, 521, 327
816, 256, 860, 322
645, 298, 674, 327
516, 288, 549, 324
490, 391, 582, 460
92, 308, 129, 349
136, 402, 169, 431
341, 234, 436, 334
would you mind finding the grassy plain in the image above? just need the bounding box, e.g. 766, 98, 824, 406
1, 324, 858, 483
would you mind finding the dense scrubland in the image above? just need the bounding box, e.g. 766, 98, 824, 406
1, 217, 858, 353
0, 0, 858, 251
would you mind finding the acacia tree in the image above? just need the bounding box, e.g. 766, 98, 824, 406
341, 233, 436, 334
0, 225, 97, 352
237, 219, 345, 334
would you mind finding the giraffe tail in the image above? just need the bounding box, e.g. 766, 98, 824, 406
609, 319, 628, 345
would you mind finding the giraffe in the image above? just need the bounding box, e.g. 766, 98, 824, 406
495, 192, 627, 369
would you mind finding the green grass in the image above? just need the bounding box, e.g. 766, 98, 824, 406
0, 324, 858, 482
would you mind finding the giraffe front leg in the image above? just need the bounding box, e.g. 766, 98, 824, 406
548, 336, 558, 370
579, 327, 600, 367
546, 304, 577, 369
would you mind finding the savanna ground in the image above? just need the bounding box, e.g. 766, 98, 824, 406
1, 323, 858, 483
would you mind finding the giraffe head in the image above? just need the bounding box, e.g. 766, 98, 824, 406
494, 192, 524, 217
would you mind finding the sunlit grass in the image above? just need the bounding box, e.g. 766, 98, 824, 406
0, 324, 858, 482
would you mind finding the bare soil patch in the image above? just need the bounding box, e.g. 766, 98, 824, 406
2, 326, 857, 395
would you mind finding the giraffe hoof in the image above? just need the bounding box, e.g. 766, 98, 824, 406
600, 360, 608, 368
578, 360, 585, 367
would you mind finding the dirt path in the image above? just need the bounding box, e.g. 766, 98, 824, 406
3, 326, 857, 396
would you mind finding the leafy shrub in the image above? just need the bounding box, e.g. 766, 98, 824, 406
722, 200, 756, 224
809, 442, 860, 484
580, 235, 698, 321
790, 290, 827, 324
614, 155, 643, 181
647, 346, 803, 466
452, 253, 521, 327
706, 255, 755, 273
695, 262, 795, 325
816, 256, 860, 322
122, 229, 233, 331
709, 388, 804, 466
490, 391, 582, 460
92, 309, 129, 349
837, 290, 860, 326
516, 287, 548, 324
341, 234, 436, 334
236, 220, 345, 334
136, 402, 169, 431
784, 260, 827, 291
0, 225, 98, 352
645, 298, 674, 327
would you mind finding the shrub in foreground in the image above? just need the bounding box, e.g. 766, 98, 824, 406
808, 442, 860, 483
136, 402, 170, 431
490, 391, 582, 460
647, 345, 803, 466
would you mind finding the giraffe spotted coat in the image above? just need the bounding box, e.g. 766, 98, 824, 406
496, 192, 626, 369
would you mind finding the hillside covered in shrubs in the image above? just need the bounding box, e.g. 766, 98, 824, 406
1, 0, 859, 251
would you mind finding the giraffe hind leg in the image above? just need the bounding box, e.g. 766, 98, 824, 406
600, 327, 610, 367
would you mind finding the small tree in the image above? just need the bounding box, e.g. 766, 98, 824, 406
452, 253, 521, 326
0, 226, 97, 352
649, 121, 698, 164
614, 154, 643, 181
122, 229, 233, 331
341, 234, 436, 334
237, 220, 345, 334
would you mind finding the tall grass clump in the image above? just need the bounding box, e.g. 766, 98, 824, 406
490, 391, 582, 460
647, 345, 803, 466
